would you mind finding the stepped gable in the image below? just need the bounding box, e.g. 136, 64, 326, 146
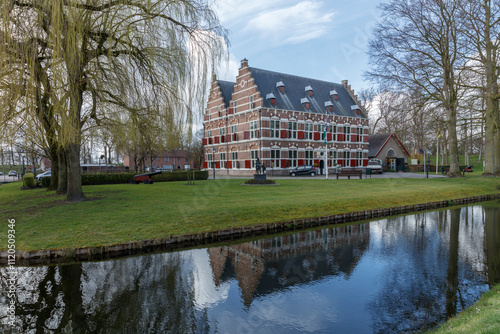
249, 67, 363, 118
217, 80, 235, 108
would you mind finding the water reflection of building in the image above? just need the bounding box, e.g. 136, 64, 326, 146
208, 224, 370, 306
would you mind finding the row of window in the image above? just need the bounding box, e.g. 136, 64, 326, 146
208, 123, 365, 139
207, 150, 365, 169
144, 157, 186, 162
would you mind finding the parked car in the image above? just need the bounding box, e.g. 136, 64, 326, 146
289, 165, 316, 177
0, 171, 2, 175
367, 159, 384, 174
36, 171, 51, 180
8, 170, 17, 177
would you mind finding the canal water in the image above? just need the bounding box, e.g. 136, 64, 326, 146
1, 201, 499, 333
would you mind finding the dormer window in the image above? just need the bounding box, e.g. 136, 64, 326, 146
301, 97, 310, 110
351, 105, 360, 115
330, 90, 338, 100
266, 93, 276, 105
325, 101, 334, 112
305, 85, 313, 97
276, 81, 285, 93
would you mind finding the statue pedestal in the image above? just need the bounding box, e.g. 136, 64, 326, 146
253, 174, 267, 183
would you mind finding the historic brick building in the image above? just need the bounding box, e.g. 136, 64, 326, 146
203, 59, 369, 176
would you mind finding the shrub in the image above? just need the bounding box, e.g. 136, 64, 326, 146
23, 172, 35, 187
41, 176, 51, 187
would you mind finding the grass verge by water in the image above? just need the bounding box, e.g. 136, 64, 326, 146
427, 284, 500, 333
0, 175, 499, 251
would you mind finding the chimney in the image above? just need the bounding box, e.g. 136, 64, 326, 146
241, 58, 248, 68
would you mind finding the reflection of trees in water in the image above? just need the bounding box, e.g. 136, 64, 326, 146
484, 204, 500, 287
0, 252, 209, 333
369, 208, 490, 333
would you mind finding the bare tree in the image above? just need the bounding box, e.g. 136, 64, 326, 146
367, 0, 466, 177
458, 0, 500, 175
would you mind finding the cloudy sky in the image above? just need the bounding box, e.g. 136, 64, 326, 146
213, 0, 383, 92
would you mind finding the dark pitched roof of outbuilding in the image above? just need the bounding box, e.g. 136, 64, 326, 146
250, 67, 365, 118
368, 134, 392, 157
368, 133, 410, 158
218, 80, 235, 108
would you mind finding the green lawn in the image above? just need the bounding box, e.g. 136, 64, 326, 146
0, 175, 499, 251
427, 284, 500, 333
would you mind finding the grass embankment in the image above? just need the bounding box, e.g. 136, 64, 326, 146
0, 176, 499, 251
427, 284, 500, 333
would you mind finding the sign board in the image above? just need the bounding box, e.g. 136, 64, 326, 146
411, 159, 418, 165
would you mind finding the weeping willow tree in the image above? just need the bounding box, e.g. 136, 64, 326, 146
0, 0, 227, 201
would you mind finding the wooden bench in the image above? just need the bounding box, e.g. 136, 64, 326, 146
336, 168, 363, 179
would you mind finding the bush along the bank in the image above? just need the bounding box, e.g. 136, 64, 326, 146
39, 170, 209, 187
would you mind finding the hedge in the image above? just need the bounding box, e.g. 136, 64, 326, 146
40, 170, 208, 187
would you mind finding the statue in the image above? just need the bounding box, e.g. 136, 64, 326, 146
255, 157, 261, 174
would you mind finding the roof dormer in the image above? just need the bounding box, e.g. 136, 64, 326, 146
266, 93, 276, 105
330, 90, 338, 100
276, 81, 285, 93
325, 101, 334, 112
305, 85, 313, 97
351, 105, 361, 115
301, 97, 310, 110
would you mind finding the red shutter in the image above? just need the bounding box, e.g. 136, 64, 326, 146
225, 134, 231, 143
363, 159, 368, 167
228, 108, 234, 114
202, 138, 207, 146
351, 134, 357, 142
280, 129, 288, 138
338, 159, 343, 166
227, 161, 232, 169
244, 131, 250, 140
337, 134, 343, 141
364, 135, 369, 142
216, 161, 220, 169
351, 159, 356, 167
220, 135, 225, 143
298, 131, 304, 139
314, 159, 319, 166
281, 159, 288, 168
327, 133, 332, 141
214, 136, 220, 144
245, 160, 251, 169
314, 132, 320, 140
298, 159, 304, 166
203, 162, 208, 169
233, 133, 238, 141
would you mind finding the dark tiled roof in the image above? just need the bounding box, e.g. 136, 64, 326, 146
249, 67, 365, 118
218, 80, 235, 107
368, 134, 391, 158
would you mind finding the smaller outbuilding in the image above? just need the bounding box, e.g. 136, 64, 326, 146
368, 133, 410, 172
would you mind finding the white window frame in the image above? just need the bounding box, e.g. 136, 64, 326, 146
250, 120, 258, 139
305, 150, 314, 165
271, 149, 280, 168
270, 120, 280, 138
305, 122, 313, 140
251, 150, 259, 168
289, 150, 298, 168
289, 121, 297, 139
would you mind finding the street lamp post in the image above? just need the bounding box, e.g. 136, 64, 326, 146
212, 147, 216, 180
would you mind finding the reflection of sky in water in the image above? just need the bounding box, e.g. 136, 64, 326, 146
1, 202, 498, 333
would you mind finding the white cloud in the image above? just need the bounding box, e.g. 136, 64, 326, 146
247, 1, 335, 45
215, 0, 335, 46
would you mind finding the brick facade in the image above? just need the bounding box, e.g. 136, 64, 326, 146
203, 59, 370, 176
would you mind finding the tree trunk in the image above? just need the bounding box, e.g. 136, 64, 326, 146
57, 147, 68, 195
66, 143, 84, 202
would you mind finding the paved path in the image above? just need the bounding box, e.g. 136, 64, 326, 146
216, 172, 446, 180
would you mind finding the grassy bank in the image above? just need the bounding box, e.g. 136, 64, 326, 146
0, 175, 499, 251
428, 283, 500, 333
